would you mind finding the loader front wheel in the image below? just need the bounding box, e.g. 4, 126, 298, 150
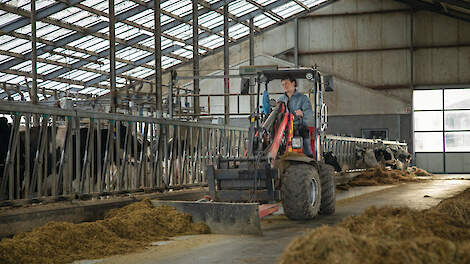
281, 163, 321, 220
318, 162, 336, 215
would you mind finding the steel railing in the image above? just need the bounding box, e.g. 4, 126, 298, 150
323, 135, 408, 170
0, 102, 247, 201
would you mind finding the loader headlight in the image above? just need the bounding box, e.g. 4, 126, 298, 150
292, 137, 303, 149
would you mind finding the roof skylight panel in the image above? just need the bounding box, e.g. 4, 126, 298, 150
272, 2, 304, 18
63, 11, 95, 25
117, 49, 151, 61
163, 0, 189, 13
82, 0, 101, 7
0, 35, 15, 46
303, 0, 329, 8
5, 75, 24, 84
230, 1, 258, 17
36, 63, 61, 75
203, 38, 223, 49
92, 0, 111, 13
72, 71, 97, 82
165, 23, 192, 40
168, 1, 193, 17
96, 89, 109, 96
74, 37, 106, 50
139, 37, 156, 48
50, 6, 83, 20
78, 87, 94, 94
74, 14, 103, 28
257, 0, 277, 6
253, 14, 276, 28
0, 55, 9, 62
1, 38, 27, 51
91, 40, 111, 53
116, 61, 128, 68
10, 42, 31, 54
162, 57, 181, 68
130, 67, 152, 78
199, 12, 223, 29
0, 12, 20, 27
199, 34, 221, 46
116, 25, 141, 40
128, 8, 152, 21
0, 73, 14, 82
59, 84, 74, 92
40, 27, 75, 41
115, 0, 138, 14
25, 0, 55, 11
81, 72, 101, 82
229, 24, 249, 39
137, 70, 153, 79
161, 0, 177, 9
173, 48, 193, 58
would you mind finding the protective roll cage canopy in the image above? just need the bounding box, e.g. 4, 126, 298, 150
259, 68, 320, 83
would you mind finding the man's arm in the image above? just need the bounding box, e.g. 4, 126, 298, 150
301, 95, 315, 127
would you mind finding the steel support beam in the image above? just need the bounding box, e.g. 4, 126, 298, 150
294, 18, 299, 67
246, 0, 285, 22
155, 0, 163, 118
394, 0, 470, 22
249, 17, 255, 113
109, 0, 117, 113
0, 0, 85, 33
436, 0, 470, 10
31, 0, 39, 105
193, 0, 200, 118
85, 45, 181, 87
224, 4, 230, 126
44, 34, 150, 80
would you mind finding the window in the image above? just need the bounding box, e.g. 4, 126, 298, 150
414, 87, 470, 172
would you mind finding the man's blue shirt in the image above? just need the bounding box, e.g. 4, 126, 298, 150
277, 90, 314, 127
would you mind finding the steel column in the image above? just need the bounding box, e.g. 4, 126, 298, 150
31, 0, 39, 105
223, 3, 230, 125
294, 18, 299, 67
109, 0, 117, 113
155, 0, 163, 118
193, 0, 200, 118
249, 17, 255, 113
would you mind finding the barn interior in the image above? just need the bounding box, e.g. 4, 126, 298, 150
0, 0, 469, 263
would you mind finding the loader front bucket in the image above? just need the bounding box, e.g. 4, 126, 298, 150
151, 200, 262, 235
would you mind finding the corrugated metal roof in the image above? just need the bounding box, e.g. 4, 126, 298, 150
0, 0, 334, 100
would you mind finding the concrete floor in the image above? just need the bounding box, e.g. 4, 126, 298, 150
79, 176, 470, 264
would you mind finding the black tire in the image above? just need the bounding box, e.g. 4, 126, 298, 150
318, 162, 336, 215
281, 163, 321, 220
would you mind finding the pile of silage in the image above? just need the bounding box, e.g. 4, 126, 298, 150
0, 199, 209, 264
337, 167, 421, 190
279, 188, 470, 264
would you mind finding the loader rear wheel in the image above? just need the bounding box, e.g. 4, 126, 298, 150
281, 163, 321, 220
318, 163, 336, 215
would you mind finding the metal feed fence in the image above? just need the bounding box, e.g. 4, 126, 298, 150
323, 135, 408, 170
0, 102, 247, 201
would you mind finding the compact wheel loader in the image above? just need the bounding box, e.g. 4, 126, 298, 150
206, 68, 335, 220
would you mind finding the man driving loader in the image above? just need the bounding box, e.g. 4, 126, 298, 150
277, 75, 315, 157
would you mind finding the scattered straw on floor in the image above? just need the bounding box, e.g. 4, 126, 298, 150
279, 188, 470, 264
337, 167, 422, 190
0, 199, 209, 264
407, 166, 433, 177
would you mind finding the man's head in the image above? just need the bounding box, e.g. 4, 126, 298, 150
281, 75, 297, 97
